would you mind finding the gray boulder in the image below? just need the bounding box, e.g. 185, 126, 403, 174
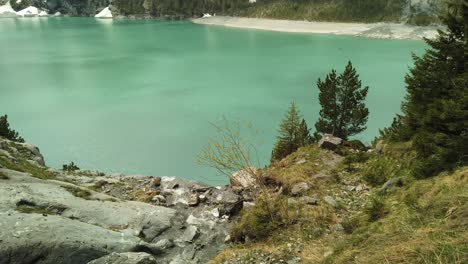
318, 134, 343, 151
324, 196, 338, 208
299, 196, 318, 205
380, 177, 404, 193
290, 182, 310, 196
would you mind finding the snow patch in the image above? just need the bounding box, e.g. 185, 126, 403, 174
95, 6, 112, 18
0, 1, 18, 17
17, 6, 39, 17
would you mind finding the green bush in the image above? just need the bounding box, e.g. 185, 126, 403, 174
230, 194, 295, 242
62, 161, 80, 172
365, 195, 388, 222
362, 156, 406, 186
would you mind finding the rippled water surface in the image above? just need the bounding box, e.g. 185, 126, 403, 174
0, 18, 426, 184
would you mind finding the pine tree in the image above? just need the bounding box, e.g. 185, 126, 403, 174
0, 115, 25, 143
315, 61, 369, 140
397, 0, 467, 178
271, 102, 312, 161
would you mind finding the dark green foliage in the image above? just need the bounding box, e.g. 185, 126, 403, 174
0, 115, 25, 143
271, 102, 312, 161
388, 0, 467, 178
366, 195, 388, 222
63, 161, 80, 172
315, 61, 369, 140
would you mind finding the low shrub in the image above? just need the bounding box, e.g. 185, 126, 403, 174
362, 156, 402, 186
62, 161, 80, 172
230, 194, 297, 242
365, 195, 388, 222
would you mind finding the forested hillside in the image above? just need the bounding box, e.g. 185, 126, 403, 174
6, 0, 443, 24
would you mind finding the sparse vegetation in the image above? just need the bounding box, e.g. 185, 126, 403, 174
62, 185, 92, 200
16, 205, 56, 215
0, 171, 9, 180
0, 155, 55, 180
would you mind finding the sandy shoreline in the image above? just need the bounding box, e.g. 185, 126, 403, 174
192, 16, 440, 40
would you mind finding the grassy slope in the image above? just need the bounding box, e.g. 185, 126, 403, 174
211, 143, 468, 263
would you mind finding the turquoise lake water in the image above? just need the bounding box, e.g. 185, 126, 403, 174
0, 18, 426, 185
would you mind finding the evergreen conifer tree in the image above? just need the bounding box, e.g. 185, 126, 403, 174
315, 61, 369, 139
0, 115, 25, 143
271, 102, 312, 161
396, 0, 467, 177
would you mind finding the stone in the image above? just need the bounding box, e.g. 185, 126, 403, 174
295, 158, 307, 165
375, 140, 384, 154
230, 167, 257, 188
299, 196, 317, 205
87, 252, 157, 264
324, 196, 338, 208
380, 177, 404, 193
291, 182, 310, 196
188, 193, 199, 206
149, 177, 161, 188
154, 238, 174, 250
355, 184, 368, 192
151, 195, 166, 204
198, 194, 207, 203
181, 226, 199, 242
318, 134, 343, 151
329, 224, 344, 233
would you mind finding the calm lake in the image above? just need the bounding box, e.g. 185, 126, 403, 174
0, 18, 426, 185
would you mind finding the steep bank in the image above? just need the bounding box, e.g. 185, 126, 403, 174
210, 138, 468, 263
192, 16, 440, 39
0, 136, 247, 264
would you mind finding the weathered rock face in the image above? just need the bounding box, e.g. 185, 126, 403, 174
0, 137, 243, 264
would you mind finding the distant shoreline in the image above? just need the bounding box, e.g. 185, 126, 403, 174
192, 16, 441, 40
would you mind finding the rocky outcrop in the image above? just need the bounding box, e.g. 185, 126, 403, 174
318, 134, 343, 151
0, 137, 244, 264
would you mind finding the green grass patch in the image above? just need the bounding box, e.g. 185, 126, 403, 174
16, 205, 57, 215
62, 185, 92, 200
0, 155, 55, 180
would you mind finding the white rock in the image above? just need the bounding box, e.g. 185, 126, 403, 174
53, 11, 61, 17
38, 11, 48, 17
95, 7, 112, 19
17, 6, 39, 17
202, 13, 212, 18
